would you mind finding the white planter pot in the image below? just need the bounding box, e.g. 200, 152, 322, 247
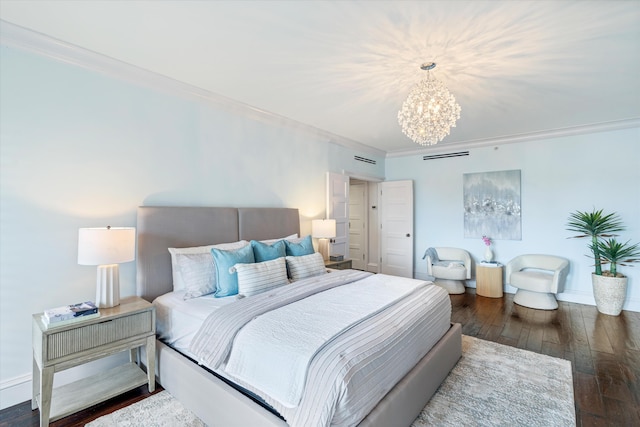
592, 273, 628, 316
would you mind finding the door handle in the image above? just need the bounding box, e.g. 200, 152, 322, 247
406, 233, 411, 237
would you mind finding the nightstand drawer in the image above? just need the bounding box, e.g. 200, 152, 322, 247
45, 311, 153, 361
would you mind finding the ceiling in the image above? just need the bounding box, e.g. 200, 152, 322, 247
1, 1, 639, 155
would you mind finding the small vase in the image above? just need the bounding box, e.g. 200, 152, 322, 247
484, 246, 493, 262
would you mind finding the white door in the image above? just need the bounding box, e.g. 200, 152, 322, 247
367, 183, 380, 273
349, 181, 366, 270
380, 180, 414, 278
326, 172, 349, 259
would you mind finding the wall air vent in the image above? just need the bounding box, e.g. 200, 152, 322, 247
354, 155, 377, 165
422, 151, 469, 161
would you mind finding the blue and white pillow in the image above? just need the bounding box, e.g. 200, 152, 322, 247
211, 244, 255, 297
286, 252, 327, 281
232, 257, 289, 297
168, 240, 249, 291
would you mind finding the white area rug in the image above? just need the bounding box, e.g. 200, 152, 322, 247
413, 335, 575, 427
86, 336, 575, 427
85, 390, 205, 427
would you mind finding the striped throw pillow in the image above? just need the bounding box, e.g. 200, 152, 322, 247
286, 252, 327, 281
232, 257, 289, 297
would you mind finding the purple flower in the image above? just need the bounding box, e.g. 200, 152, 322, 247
482, 235, 491, 246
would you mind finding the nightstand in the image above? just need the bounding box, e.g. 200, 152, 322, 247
32, 296, 156, 426
476, 264, 504, 298
325, 259, 352, 270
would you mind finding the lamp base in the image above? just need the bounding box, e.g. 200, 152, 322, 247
96, 264, 120, 308
318, 238, 330, 261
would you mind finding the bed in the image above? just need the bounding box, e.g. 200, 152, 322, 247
136, 206, 462, 427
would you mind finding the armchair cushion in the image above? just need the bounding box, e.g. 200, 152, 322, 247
506, 254, 570, 294
426, 247, 472, 280
432, 262, 467, 280
510, 270, 555, 293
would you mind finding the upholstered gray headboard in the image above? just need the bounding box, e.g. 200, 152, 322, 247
136, 206, 300, 302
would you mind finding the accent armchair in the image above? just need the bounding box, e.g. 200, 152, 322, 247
425, 247, 472, 294
505, 254, 570, 310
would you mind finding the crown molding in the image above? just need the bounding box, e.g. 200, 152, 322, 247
386, 118, 640, 158
4, 19, 636, 161
0, 20, 385, 158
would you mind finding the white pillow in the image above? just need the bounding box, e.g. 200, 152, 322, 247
232, 257, 289, 297
259, 233, 299, 245
286, 252, 327, 281
168, 240, 249, 291
176, 253, 215, 300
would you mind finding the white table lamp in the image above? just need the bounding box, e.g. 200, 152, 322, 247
312, 219, 336, 261
78, 226, 135, 308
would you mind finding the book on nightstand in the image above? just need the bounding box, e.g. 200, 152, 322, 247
44, 301, 99, 325
42, 312, 100, 328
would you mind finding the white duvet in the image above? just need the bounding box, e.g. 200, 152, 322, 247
224, 274, 428, 408
188, 270, 451, 427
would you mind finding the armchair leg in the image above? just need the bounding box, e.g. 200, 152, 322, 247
434, 279, 466, 294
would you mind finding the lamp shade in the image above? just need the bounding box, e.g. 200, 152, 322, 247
312, 219, 336, 239
78, 227, 136, 265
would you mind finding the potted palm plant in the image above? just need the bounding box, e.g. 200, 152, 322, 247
593, 238, 640, 315
567, 209, 640, 315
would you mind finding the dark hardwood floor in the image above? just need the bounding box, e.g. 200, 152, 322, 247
0, 385, 164, 427
2, 290, 638, 426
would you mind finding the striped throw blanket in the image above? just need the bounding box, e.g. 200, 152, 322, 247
190, 270, 451, 427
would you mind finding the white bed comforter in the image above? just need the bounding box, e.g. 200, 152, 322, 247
190, 270, 451, 427
225, 274, 428, 408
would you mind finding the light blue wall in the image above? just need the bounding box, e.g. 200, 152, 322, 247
2, 32, 639, 409
386, 130, 640, 310
0, 45, 384, 407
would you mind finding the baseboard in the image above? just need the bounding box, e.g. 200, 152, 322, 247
0, 373, 32, 410
416, 273, 639, 313
556, 290, 640, 313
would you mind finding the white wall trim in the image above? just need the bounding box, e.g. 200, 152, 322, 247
0, 352, 130, 410
387, 118, 640, 158
416, 273, 639, 312
341, 170, 385, 182
0, 373, 31, 410
0, 19, 385, 159
0, 372, 30, 390
5, 19, 634, 162
556, 290, 595, 306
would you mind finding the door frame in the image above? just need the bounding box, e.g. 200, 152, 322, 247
327, 171, 383, 272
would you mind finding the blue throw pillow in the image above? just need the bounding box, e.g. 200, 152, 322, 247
284, 235, 314, 256
211, 244, 255, 297
251, 240, 286, 263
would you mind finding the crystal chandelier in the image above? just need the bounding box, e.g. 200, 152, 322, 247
397, 62, 461, 146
